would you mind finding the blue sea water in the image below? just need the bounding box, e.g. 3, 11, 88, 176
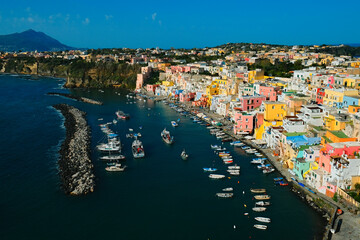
0, 74, 326, 240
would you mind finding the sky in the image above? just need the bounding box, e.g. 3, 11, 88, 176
0, 0, 359, 49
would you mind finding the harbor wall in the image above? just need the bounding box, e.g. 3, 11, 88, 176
53, 104, 95, 195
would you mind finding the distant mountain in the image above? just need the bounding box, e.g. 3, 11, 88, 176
0, 29, 74, 52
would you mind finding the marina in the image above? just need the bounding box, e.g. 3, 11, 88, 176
0, 75, 327, 240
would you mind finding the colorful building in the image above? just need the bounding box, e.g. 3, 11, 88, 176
233, 111, 254, 134
238, 95, 266, 112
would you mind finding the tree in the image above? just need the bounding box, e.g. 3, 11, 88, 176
355, 183, 360, 196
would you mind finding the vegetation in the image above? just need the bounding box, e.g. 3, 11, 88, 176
247, 60, 305, 78
333, 193, 338, 202
315, 45, 360, 57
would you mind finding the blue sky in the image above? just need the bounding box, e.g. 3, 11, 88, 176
0, 0, 359, 49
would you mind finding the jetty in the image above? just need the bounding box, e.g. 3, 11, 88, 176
53, 104, 95, 195
48, 92, 103, 105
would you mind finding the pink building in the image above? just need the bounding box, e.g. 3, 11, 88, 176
255, 85, 277, 101
327, 76, 334, 85
318, 142, 360, 173
233, 111, 254, 134
146, 84, 159, 94
179, 92, 196, 102
238, 95, 266, 111
170, 65, 192, 73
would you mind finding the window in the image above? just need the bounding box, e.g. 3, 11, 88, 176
246, 125, 248, 129
272, 106, 275, 109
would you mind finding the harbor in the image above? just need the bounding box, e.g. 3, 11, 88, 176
0, 75, 326, 240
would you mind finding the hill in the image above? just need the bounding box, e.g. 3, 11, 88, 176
0, 29, 73, 52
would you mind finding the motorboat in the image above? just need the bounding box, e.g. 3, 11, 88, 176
115, 110, 130, 120
97, 141, 121, 152
250, 189, 266, 193
227, 170, 240, 175
209, 174, 225, 179
233, 142, 245, 147
252, 207, 267, 212
171, 121, 178, 127
254, 195, 271, 200
223, 159, 233, 164
100, 154, 126, 161
181, 150, 189, 160
203, 168, 217, 172
132, 139, 145, 158
274, 177, 284, 182
105, 163, 127, 172
222, 187, 233, 192
216, 193, 233, 198
250, 159, 264, 164
227, 165, 239, 170
161, 128, 174, 144
254, 224, 267, 230
256, 201, 271, 206
263, 168, 275, 174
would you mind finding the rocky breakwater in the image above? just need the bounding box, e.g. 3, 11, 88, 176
53, 104, 95, 195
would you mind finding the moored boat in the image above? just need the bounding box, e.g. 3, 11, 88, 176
115, 110, 130, 119
228, 165, 240, 170
252, 207, 267, 212
250, 188, 266, 193
100, 154, 126, 161
216, 193, 233, 198
161, 128, 174, 144
181, 149, 189, 160
203, 168, 217, 172
105, 163, 127, 172
209, 174, 225, 179
256, 201, 271, 206
254, 224, 267, 230
222, 187, 233, 192
254, 195, 271, 200
132, 139, 145, 158
171, 121, 178, 127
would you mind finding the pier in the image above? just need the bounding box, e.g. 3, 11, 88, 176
48, 92, 103, 105
53, 104, 95, 195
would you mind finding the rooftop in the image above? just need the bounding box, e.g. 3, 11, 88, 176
330, 130, 349, 138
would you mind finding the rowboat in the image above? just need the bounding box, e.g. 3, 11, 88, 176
209, 174, 225, 179
255, 217, 271, 223
254, 224, 267, 230
216, 193, 233, 198
252, 207, 267, 212
250, 188, 266, 193
254, 195, 271, 200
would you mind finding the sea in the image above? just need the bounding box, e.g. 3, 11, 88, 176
0, 74, 326, 240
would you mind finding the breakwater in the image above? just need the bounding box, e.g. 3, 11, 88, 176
48, 92, 103, 105
53, 104, 95, 195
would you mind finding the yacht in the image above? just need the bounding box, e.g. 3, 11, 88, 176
132, 139, 145, 158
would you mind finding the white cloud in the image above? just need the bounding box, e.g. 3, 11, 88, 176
152, 12, 157, 21
82, 18, 90, 25
105, 14, 113, 20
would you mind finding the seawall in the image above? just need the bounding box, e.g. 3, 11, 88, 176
53, 104, 95, 195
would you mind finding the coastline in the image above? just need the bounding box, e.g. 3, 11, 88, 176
53, 104, 95, 195
138, 90, 335, 239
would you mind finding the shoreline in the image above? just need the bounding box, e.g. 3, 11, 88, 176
53, 104, 95, 195
138, 90, 334, 239
48, 92, 103, 105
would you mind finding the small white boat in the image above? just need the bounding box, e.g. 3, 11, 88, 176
228, 165, 240, 170
227, 170, 240, 175
251, 189, 266, 193
203, 168, 217, 172
171, 121, 178, 127
100, 155, 126, 161
222, 187, 233, 192
255, 217, 271, 223
252, 207, 267, 212
263, 168, 275, 174
251, 159, 264, 164
254, 195, 271, 200
254, 224, 267, 230
181, 150, 189, 160
256, 201, 271, 206
209, 174, 225, 179
216, 193, 233, 198
105, 163, 127, 172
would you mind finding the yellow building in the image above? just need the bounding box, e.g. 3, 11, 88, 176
255, 102, 287, 139
157, 63, 171, 72
323, 113, 348, 131
161, 81, 174, 87
323, 89, 358, 108
248, 69, 265, 83
344, 77, 356, 88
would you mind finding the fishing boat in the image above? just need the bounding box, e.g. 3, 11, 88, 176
203, 168, 217, 172
254, 195, 271, 200
252, 207, 267, 212
254, 224, 267, 230
105, 163, 127, 172
132, 139, 145, 158
216, 193, 233, 198
228, 165, 240, 170
180, 149, 189, 160
223, 159, 233, 164
171, 121, 178, 127
115, 110, 130, 120
209, 174, 225, 179
100, 154, 126, 161
222, 187, 233, 192
255, 201, 271, 206
97, 141, 121, 152
161, 128, 174, 144
250, 188, 266, 193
